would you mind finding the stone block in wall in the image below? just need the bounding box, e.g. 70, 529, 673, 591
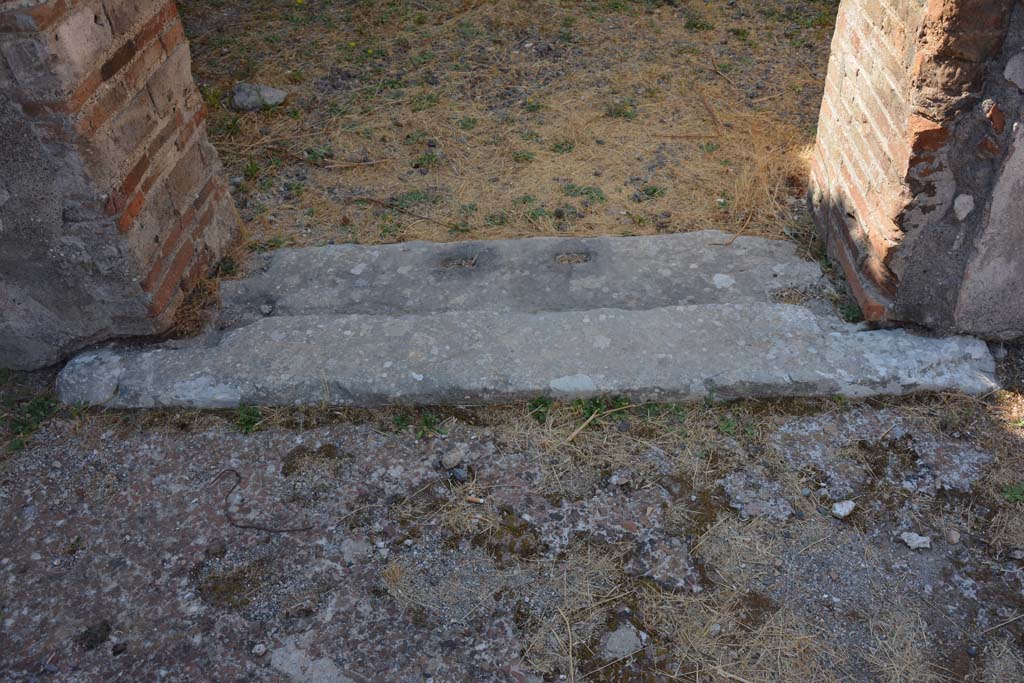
52, 3, 114, 87
147, 43, 190, 116
0, 0, 238, 370
954, 120, 1024, 337
103, 0, 167, 35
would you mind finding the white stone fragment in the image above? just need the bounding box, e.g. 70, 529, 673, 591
601, 624, 646, 660
231, 83, 288, 111
900, 532, 932, 550
831, 500, 856, 519
954, 194, 975, 221
712, 273, 736, 289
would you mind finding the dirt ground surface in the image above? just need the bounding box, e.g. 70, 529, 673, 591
2, 366, 1023, 681
177, 0, 833, 252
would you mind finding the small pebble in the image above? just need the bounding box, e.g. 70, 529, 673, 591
966, 645, 978, 658
252, 643, 267, 657
831, 500, 856, 519
946, 529, 961, 545
441, 443, 469, 470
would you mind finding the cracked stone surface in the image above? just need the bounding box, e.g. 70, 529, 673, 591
58, 230, 996, 409
719, 465, 794, 521
769, 408, 993, 499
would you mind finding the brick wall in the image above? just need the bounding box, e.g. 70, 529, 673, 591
1, 0, 237, 369
811, 0, 1024, 337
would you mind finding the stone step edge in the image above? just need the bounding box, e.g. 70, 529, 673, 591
57, 304, 998, 409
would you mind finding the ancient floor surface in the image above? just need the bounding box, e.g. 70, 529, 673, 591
2, 384, 1023, 682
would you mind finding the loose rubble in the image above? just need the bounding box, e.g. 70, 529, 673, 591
771, 408, 993, 500
601, 623, 646, 660
831, 500, 856, 519
231, 83, 288, 111
900, 532, 933, 550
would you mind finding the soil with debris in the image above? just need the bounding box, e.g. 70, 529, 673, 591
1, 392, 1022, 682
177, 0, 833, 253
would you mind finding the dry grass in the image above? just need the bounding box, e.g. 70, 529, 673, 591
45, 379, 1024, 552
168, 216, 259, 335
520, 544, 632, 675
70, 380, 1024, 550
642, 590, 848, 682
865, 609, 947, 683
178, 0, 835, 250
982, 637, 1024, 682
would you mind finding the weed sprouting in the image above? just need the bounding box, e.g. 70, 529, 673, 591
412, 152, 441, 169
416, 412, 446, 438
236, 405, 264, 434
5, 396, 58, 452
528, 397, 553, 424
606, 99, 638, 119
1003, 483, 1024, 504
563, 183, 606, 203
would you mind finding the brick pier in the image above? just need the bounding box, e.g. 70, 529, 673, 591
811, 0, 1024, 338
1, 0, 237, 369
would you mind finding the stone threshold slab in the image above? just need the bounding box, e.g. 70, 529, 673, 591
58, 304, 997, 408
218, 232, 825, 327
